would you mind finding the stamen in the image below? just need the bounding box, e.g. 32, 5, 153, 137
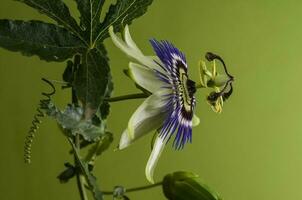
205, 52, 234, 100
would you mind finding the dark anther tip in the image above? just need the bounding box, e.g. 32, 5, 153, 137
207, 92, 220, 102
205, 52, 219, 61
223, 86, 233, 101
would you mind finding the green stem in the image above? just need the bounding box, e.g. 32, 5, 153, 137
102, 182, 163, 195
75, 134, 89, 200
72, 87, 88, 200
106, 93, 149, 102
106, 83, 205, 103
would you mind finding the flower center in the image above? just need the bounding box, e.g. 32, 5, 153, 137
177, 65, 195, 115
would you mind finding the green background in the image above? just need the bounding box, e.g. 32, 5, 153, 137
0, 0, 301, 199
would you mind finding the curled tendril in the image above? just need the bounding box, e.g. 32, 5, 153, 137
24, 78, 56, 164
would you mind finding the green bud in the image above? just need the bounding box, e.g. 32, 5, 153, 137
162, 171, 222, 200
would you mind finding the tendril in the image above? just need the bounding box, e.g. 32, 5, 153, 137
24, 78, 56, 164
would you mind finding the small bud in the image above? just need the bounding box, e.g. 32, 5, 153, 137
57, 163, 77, 183
113, 186, 126, 199
162, 171, 222, 200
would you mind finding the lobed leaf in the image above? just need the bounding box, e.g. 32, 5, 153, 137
74, 0, 105, 43
0, 20, 85, 62
96, 0, 153, 42
74, 46, 110, 118
15, 0, 85, 43
73, 121, 105, 142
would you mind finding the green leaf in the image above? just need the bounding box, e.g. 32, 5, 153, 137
47, 104, 83, 130
46, 103, 104, 141
63, 60, 74, 83
16, 0, 85, 43
74, 0, 105, 42
73, 121, 105, 142
95, 0, 154, 42
97, 74, 113, 120
0, 20, 85, 62
94, 132, 113, 156
74, 46, 110, 118
85, 132, 113, 163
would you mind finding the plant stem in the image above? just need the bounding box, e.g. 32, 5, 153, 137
102, 182, 163, 195
72, 88, 89, 200
75, 134, 89, 200
105, 93, 148, 102
105, 84, 206, 102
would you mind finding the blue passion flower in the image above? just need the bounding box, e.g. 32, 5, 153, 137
109, 25, 200, 183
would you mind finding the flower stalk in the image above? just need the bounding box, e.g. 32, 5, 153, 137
102, 182, 163, 195
75, 134, 89, 200
106, 93, 149, 102
72, 88, 89, 200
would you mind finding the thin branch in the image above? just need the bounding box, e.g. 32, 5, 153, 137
105, 93, 148, 102
72, 87, 89, 200
102, 182, 163, 195
75, 134, 89, 200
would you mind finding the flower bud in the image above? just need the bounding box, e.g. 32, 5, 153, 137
162, 171, 222, 200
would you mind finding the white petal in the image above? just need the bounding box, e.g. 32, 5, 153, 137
129, 62, 164, 93
128, 93, 165, 138
145, 137, 165, 183
192, 114, 200, 127
109, 26, 132, 54
109, 26, 164, 72
124, 25, 142, 53
118, 93, 167, 149
119, 129, 132, 149
147, 56, 167, 74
